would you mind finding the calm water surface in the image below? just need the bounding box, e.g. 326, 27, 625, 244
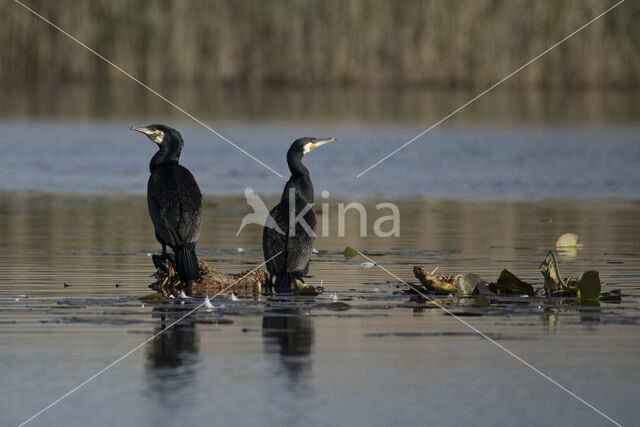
1, 194, 639, 426
2, 88, 639, 426
2, 121, 639, 198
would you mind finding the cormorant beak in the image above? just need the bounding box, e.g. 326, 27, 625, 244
304, 137, 336, 154
131, 126, 152, 135
131, 126, 164, 144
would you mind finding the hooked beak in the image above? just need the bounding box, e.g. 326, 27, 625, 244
130, 126, 154, 136
131, 125, 165, 144
308, 137, 336, 152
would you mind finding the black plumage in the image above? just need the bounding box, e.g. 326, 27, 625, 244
263, 137, 335, 292
132, 124, 202, 283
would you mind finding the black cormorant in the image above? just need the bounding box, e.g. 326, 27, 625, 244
263, 137, 336, 292
132, 124, 202, 284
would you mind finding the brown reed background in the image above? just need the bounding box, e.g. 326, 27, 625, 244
1, 0, 638, 89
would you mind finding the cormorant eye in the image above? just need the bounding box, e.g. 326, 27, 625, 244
152, 130, 159, 137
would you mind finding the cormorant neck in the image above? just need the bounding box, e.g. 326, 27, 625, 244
287, 151, 308, 178
150, 144, 180, 171
286, 151, 314, 203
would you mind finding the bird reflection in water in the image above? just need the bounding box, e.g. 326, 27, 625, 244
262, 308, 314, 392
146, 307, 200, 421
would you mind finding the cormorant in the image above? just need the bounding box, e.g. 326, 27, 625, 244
263, 137, 336, 292
132, 124, 202, 284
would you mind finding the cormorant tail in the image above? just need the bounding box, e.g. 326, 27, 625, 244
176, 245, 200, 282
273, 271, 303, 293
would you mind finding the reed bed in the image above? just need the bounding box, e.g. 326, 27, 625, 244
2, 0, 638, 88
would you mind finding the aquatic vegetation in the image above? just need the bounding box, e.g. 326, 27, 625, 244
540, 251, 567, 295
574, 271, 601, 300
412, 266, 459, 295
343, 246, 358, 259
150, 258, 266, 298
411, 251, 618, 302
150, 255, 323, 298
556, 233, 583, 248
140, 293, 163, 303
7, 1, 639, 89
456, 274, 483, 296
291, 279, 319, 296
539, 251, 612, 300
411, 266, 532, 297
489, 270, 535, 296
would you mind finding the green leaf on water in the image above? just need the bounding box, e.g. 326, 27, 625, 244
140, 293, 163, 302
576, 270, 601, 300
291, 279, 319, 296
343, 246, 358, 259
598, 293, 622, 302
493, 269, 535, 296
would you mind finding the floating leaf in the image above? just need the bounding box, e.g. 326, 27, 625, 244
576, 271, 601, 300
291, 279, 318, 296
343, 246, 358, 259
599, 292, 622, 302
140, 293, 163, 302
490, 269, 535, 296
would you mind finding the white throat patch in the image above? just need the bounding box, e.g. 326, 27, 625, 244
302, 142, 313, 155
152, 130, 165, 144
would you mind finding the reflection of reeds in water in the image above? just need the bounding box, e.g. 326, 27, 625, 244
0, 194, 636, 298
2, 0, 638, 88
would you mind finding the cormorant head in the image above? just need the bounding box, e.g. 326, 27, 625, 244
131, 124, 184, 155
288, 137, 336, 159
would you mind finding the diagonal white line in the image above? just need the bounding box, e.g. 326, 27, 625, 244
356, 250, 622, 426
12, 0, 283, 178
17, 252, 282, 427
356, 0, 626, 178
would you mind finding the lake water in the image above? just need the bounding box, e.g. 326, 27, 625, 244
2, 86, 640, 198
2, 121, 639, 198
1, 86, 639, 426
1, 194, 639, 426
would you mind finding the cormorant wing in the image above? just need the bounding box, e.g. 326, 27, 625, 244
285, 210, 316, 273
263, 202, 288, 275
148, 165, 202, 247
